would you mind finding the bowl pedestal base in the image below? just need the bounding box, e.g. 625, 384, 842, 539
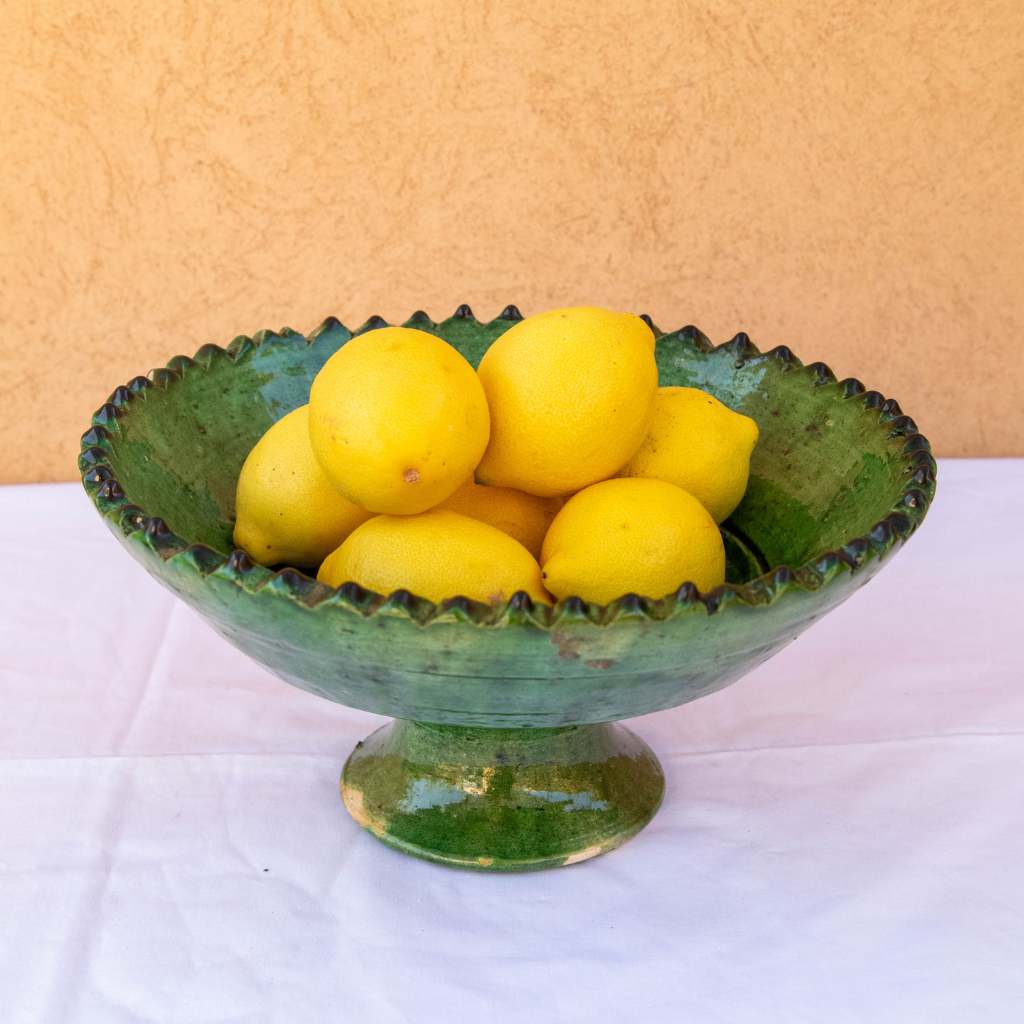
341, 720, 665, 871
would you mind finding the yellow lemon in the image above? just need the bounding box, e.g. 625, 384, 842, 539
474, 306, 658, 497
540, 477, 725, 604
308, 326, 490, 515
318, 509, 551, 606
233, 406, 374, 568
433, 477, 563, 561
618, 387, 759, 524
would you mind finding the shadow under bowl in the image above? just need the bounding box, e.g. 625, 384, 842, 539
80, 307, 935, 870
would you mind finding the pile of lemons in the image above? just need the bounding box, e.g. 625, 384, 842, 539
234, 306, 759, 607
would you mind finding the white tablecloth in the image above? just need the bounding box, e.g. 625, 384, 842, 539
1, 460, 1021, 1024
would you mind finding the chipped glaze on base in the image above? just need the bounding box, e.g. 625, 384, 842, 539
340, 720, 665, 871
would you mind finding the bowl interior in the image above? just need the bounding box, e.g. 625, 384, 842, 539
88, 311, 928, 591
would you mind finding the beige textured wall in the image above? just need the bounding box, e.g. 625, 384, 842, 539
2, 0, 1022, 483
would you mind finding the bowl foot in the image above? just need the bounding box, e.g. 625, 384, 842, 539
341, 720, 665, 871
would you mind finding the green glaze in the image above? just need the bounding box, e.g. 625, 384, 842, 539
79, 305, 935, 870
342, 721, 664, 870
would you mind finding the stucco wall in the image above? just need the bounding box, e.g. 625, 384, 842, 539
2, 0, 1022, 482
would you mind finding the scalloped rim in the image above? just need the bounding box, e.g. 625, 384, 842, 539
79, 306, 936, 629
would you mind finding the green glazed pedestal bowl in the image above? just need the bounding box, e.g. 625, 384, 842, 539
79, 305, 935, 871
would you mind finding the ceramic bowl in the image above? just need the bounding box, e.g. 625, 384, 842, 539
80, 305, 935, 871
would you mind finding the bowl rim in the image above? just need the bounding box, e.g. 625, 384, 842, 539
79, 306, 936, 631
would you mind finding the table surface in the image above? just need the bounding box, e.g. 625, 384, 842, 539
1, 459, 1021, 1024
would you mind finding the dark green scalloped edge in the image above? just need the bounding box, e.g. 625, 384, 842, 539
79, 305, 935, 630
